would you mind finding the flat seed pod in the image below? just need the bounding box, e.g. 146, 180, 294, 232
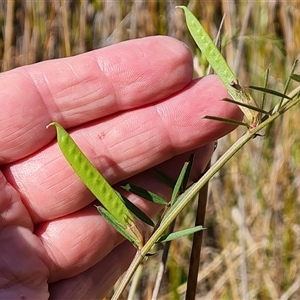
48, 122, 144, 249
177, 6, 259, 128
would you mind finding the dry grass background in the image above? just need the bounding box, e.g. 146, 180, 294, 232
1, 0, 300, 299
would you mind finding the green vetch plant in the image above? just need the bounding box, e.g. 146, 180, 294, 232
46, 6, 300, 299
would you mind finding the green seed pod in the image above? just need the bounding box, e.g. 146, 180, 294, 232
177, 6, 259, 128
48, 122, 144, 249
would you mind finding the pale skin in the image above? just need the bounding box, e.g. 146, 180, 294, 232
0, 36, 241, 299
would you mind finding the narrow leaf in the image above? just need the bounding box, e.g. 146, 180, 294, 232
205, 115, 248, 127
222, 98, 271, 115
121, 183, 168, 206
169, 154, 194, 207
170, 161, 189, 205
115, 190, 155, 227
272, 59, 299, 113
153, 168, 176, 188
156, 226, 204, 243
291, 73, 300, 83
291, 73, 300, 82
181, 154, 194, 191
260, 68, 270, 121
249, 86, 291, 99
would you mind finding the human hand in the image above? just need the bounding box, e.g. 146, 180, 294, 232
0, 36, 241, 299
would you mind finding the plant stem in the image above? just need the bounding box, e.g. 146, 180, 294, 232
112, 87, 300, 299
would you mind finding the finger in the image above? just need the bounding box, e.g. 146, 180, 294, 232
48, 241, 136, 299
4, 75, 241, 223
0, 172, 49, 298
0, 36, 193, 163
